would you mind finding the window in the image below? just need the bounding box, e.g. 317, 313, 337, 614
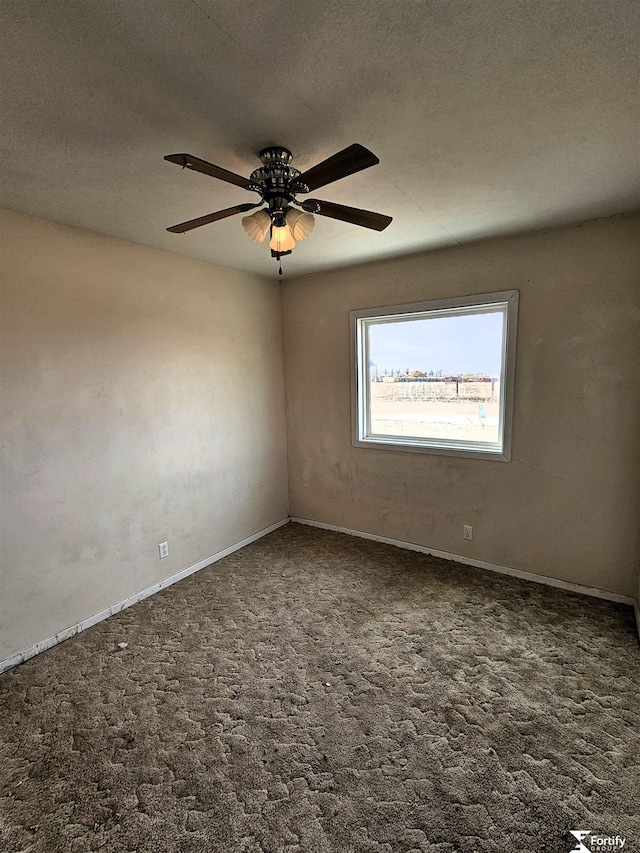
351, 290, 518, 461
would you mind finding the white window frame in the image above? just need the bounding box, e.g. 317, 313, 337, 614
350, 290, 519, 461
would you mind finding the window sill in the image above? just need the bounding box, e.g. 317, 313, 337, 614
353, 434, 511, 462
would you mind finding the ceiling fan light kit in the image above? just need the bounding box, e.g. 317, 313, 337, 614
165, 144, 392, 274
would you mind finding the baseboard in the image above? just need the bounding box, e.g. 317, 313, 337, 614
0, 518, 289, 676
4, 516, 635, 675
290, 517, 636, 607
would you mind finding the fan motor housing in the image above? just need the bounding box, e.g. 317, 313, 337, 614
249, 146, 308, 215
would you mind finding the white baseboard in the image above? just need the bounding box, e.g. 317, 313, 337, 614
290, 517, 636, 608
3, 516, 637, 676
0, 519, 289, 675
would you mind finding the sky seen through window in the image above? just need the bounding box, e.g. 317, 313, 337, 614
368, 311, 504, 376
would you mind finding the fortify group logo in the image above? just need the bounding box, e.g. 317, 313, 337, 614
570, 830, 626, 852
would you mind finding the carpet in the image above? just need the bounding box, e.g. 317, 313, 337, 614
1, 522, 639, 852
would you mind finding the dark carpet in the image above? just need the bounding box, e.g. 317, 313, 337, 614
1, 522, 639, 853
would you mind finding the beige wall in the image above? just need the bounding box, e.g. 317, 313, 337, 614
2, 210, 638, 665
0, 210, 289, 661
282, 216, 640, 598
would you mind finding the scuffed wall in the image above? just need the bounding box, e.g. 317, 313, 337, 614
0, 210, 289, 661
282, 216, 640, 597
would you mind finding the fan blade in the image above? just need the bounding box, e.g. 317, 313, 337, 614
167, 203, 261, 233
301, 199, 392, 231
165, 153, 254, 190
297, 144, 379, 192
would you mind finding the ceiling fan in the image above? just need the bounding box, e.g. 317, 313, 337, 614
164, 144, 392, 273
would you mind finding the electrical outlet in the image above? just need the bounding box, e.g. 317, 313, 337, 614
158, 541, 169, 559
463, 525, 473, 541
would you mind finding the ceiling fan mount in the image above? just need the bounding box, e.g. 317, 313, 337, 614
258, 145, 294, 165
164, 143, 392, 273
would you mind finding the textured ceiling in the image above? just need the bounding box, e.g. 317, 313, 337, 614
1, 0, 639, 278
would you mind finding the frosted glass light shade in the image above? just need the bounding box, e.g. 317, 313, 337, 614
285, 208, 315, 241
241, 209, 271, 243
269, 224, 296, 252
